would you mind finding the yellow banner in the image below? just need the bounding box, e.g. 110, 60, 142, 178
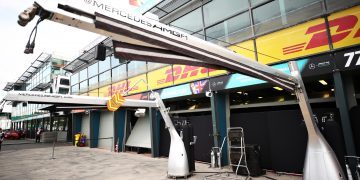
329, 6, 360, 49
108, 80, 128, 96
88, 89, 98, 97
99, 85, 111, 97
173, 65, 208, 85
228, 40, 256, 60
147, 66, 173, 89
127, 74, 147, 94
256, 18, 329, 64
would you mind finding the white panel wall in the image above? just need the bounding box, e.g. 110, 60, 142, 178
81, 114, 90, 146
125, 113, 151, 148
98, 111, 114, 150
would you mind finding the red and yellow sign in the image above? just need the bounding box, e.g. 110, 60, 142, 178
228, 40, 256, 60
107, 93, 125, 112
328, 6, 360, 49
172, 65, 208, 85
256, 18, 329, 64
147, 66, 173, 89
99, 85, 111, 97
127, 74, 147, 94
88, 89, 98, 97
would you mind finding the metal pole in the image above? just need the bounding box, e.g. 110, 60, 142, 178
51, 139, 56, 160
288, 61, 345, 180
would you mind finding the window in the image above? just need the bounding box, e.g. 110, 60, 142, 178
60, 79, 70, 86
253, 0, 282, 35
250, 0, 269, 7
112, 64, 127, 82
99, 56, 111, 73
71, 84, 79, 95
326, 0, 359, 12
79, 68, 87, 82
170, 8, 203, 33
58, 87, 69, 94
127, 61, 147, 77
88, 62, 98, 78
206, 11, 251, 46
203, 0, 249, 26
147, 62, 167, 71
253, 0, 324, 35
99, 70, 111, 87
88, 76, 98, 90
79, 81, 88, 93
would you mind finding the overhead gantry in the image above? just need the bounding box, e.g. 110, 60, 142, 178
13, 1, 345, 179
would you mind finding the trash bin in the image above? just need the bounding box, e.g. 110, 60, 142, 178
75, 133, 81, 147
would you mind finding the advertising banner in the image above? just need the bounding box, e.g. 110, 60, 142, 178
88, 89, 99, 97
99, 85, 112, 97
172, 65, 209, 85
228, 40, 256, 60
256, 18, 329, 64
159, 84, 192, 99
126, 92, 149, 100
127, 74, 147, 94
328, 6, 360, 49
147, 66, 173, 89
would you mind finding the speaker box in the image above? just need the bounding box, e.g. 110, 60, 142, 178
95, 43, 106, 61
230, 144, 265, 177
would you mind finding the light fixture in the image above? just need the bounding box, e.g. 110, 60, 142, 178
258, 96, 263, 99
319, 80, 328, 85
331, 88, 334, 91
273, 87, 283, 91
236, 91, 242, 94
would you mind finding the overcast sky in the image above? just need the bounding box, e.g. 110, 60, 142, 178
0, 0, 139, 100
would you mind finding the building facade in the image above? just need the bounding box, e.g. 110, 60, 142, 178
68, 0, 360, 174
4, 53, 70, 139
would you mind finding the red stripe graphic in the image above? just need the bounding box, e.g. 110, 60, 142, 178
283, 49, 303, 55
283, 42, 306, 55
283, 42, 306, 50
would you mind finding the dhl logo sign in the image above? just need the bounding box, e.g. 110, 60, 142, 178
257, 6, 360, 64
105, 80, 128, 97
107, 93, 125, 112
283, 15, 360, 55
157, 65, 214, 85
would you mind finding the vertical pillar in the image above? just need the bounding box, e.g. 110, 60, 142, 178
72, 113, 82, 145
49, 113, 53, 132
90, 111, 100, 148
150, 108, 161, 157
114, 109, 126, 152
333, 71, 357, 176
210, 92, 229, 165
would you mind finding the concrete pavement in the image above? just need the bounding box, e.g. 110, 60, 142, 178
0, 140, 302, 180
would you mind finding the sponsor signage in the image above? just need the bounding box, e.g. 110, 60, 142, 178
147, 66, 173, 89
127, 74, 147, 94
256, 6, 360, 64
329, 6, 360, 49
172, 65, 209, 85
334, 47, 360, 71
99, 85, 111, 97
159, 84, 192, 99
228, 40, 256, 61
88, 89, 99, 97
126, 92, 149, 100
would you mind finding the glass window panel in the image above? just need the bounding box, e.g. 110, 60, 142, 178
111, 55, 120, 67
206, 12, 251, 46
79, 80, 88, 93
71, 73, 79, 85
127, 61, 147, 78
79, 68, 87, 82
99, 70, 111, 87
112, 65, 127, 82
326, 0, 359, 12
170, 8, 202, 32
147, 62, 167, 71
250, 0, 269, 7
71, 84, 79, 95
88, 75, 98, 90
88, 62, 98, 78
282, 0, 323, 26
203, 0, 249, 26
99, 56, 111, 73
253, 0, 280, 25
